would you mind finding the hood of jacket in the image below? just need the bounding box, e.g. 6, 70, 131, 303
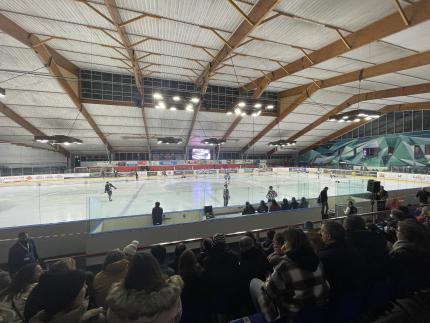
391, 240, 418, 254
286, 248, 319, 272
104, 259, 128, 274
106, 275, 183, 320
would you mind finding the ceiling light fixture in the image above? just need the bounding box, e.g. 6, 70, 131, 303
190, 97, 199, 103
201, 138, 226, 145
328, 109, 381, 123
157, 137, 183, 145
226, 111, 233, 115
34, 135, 83, 145
268, 140, 296, 147
153, 93, 163, 100
185, 104, 194, 112
173, 96, 181, 101
238, 101, 246, 108
170, 106, 177, 111
254, 103, 262, 108
266, 105, 274, 110
234, 107, 241, 115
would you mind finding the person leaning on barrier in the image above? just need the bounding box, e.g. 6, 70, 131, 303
242, 201, 256, 215
344, 200, 357, 215
152, 202, 163, 226
8, 232, 39, 275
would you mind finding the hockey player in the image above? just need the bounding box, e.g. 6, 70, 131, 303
266, 185, 278, 202
135, 170, 139, 181
104, 181, 117, 201
224, 172, 231, 185
223, 184, 230, 207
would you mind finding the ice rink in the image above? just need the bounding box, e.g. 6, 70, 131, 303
0, 172, 424, 228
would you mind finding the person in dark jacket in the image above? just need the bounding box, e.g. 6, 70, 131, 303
280, 198, 290, 210
319, 221, 366, 299
416, 188, 429, 205
257, 200, 268, 213
205, 234, 240, 317
171, 243, 187, 274
290, 197, 299, 209
152, 202, 163, 226
269, 200, 281, 212
344, 215, 388, 285
178, 250, 211, 323
319, 187, 329, 218
388, 219, 430, 295
151, 245, 175, 278
299, 197, 309, 208
261, 230, 276, 256
238, 237, 271, 312
197, 238, 213, 269
8, 232, 39, 275
242, 202, 255, 215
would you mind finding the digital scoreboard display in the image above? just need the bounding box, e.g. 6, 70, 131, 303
192, 148, 211, 160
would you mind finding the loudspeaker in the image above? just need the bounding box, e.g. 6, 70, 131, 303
367, 180, 381, 193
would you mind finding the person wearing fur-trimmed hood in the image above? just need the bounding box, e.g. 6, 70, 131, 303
106, 253, 183, 323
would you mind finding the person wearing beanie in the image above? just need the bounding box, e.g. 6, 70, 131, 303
106, 253, 183, 323
212, 233, 226, 246
29, 271, 104, 323
123, 240, 139, 260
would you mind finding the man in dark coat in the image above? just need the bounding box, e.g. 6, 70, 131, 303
319, 187, 329, 218
8, 232, 39, 275
152, 201, 163, 225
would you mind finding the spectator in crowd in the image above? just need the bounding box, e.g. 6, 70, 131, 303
250, 228, 329, 322
299, 197, 309, 208
290, 197, 299, 209
205, 233, 240, 318
257, 200, 268, 213
29, 270, 104, 323
344, 215, 388, 285
269, 200, 281, 212
378, 186, 389, 201
244, 231, 259, 247
280, 198, 290, 210
197, 238, 213, 269
261, 230, 276, 256
318, 187, 329, 218
389, 219, 430, 296
8, 232, 39, 275
151, 245, 175, 278
93, 249, 128, 309
152, 202, 164, 226
49, 257, 76, 273
178, 250, 210, 323
0, 270, 11, 291
239, 237, 271, 311
416, 206, 430, 223
242, 201, 256, 215
416, 187, 429, 205
303, 221, 323, 253
106, 253, 183, 323
386, 198, 401, 210
0, 263, 42, 321
319, 221, 366, 300
344, 200, 358, 215
268, 232, 285, 267
123, 240, 139, 261
266, 186, 278, 202
171, 243, 187, 274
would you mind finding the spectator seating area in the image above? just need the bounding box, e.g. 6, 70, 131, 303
1, 200, 430, 323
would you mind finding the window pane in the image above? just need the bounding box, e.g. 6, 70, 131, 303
358, 125, 365, 137
395, 112, 403, 133
413, 110, 422, 132
353, 127, 358, 138
386, 113, 394, 134
364, 122, 371, 137
403, 111, 412, 132
424, 111, 430, 130
379, 114, 387, 134
372, 119, 378, 136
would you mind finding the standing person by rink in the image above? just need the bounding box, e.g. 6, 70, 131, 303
266, 186, 278, 202
104, 181, 117, 202
223, 184, 230, 207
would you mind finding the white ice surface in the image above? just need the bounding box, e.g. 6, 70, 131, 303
0, 173, 423, 228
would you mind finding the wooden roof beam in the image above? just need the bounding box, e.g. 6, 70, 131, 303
227, 0, 255, 26
0, 12, 112, 151
288, 82, 430, 143
0, 102, 69, 156
185, 0, 280, 147
241, 0, 430, 96
301, 101, 430, 153
279, 50, 430, 98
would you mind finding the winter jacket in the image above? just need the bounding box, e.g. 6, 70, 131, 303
319, 190, 328, 203
259, 249, 329, 321
106, 275, 183, 323
29, 304, 105, 323
180, 271, 211, 323
94, 259, 128, 309
0, 283, 37, 323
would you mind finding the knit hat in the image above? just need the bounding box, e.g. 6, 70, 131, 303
123, 240, 139, 256
38, 270, 86, 316
213, 233, 226, 245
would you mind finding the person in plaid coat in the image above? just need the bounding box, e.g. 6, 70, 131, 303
250, 228, 329, 321
266, 186, 278, 202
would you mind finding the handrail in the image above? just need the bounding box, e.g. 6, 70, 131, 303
42, 209, 392, 264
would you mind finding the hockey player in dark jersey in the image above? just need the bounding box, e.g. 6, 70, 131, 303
104, 181, 117, 201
